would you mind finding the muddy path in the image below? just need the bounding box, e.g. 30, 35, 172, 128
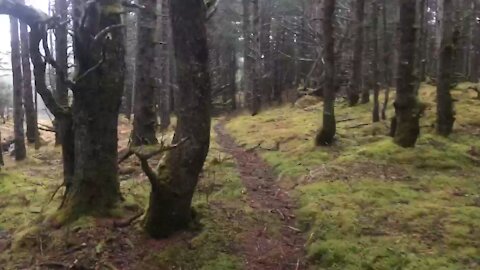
214, 121, 307, 270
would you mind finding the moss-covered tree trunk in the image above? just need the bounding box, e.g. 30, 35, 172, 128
315, 0, 336, 146
436, 0, 457, 136
132, 0, 159, 145
143, 0, 211, 238
393, 0, 421, 148
61, 0, 125, 218
9, 16, 26, 161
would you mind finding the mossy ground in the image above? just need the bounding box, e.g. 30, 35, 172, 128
227, 83, 480, 269
0, 120, 262, 269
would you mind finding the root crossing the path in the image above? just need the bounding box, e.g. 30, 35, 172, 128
214, 121, 306, 270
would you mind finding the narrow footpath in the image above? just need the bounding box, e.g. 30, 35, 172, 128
214, 121, 306, 270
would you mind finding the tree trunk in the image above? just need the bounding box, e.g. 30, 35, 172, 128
61, 0, 125, 218
436, 0, 457, 136
315, 0, 336, 146
393, 0, 422, 148
157, 0, 171, 131
349, 0, 364, 106
470, 0, 480, 82
381, 0, 390, 120
372, 0, 380, 122
132, 0, 159, 145
242, 0, 252, 109
229, 43, 237, 111
123, 12, 136, 120
143, 0, 211, 238
19, 1, 36, 145
10, 16, 26, 161
251, 0, 261, 115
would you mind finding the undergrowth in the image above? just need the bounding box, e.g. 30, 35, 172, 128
227, 83, 480, 269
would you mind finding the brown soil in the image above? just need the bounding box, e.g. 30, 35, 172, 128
214, 121, 306, 270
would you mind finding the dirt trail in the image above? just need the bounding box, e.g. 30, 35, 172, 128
214, 121, 306, 270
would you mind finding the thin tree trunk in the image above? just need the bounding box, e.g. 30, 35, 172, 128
470, 0, 480, 82
124, 12, 136, 120
143, 0, 211, 238
19, 0, 36, 144
315, 0, 336, 146
242, 0, 252, 109
381, 0, 390, 120
436, 0, 457, 136
372, 0, 380, 122
393, 0, 422, 147
132, 0, 159, 145
251, 0, 261, 115
10, 16, 26, 161
349, 0, 364, 106
157, 0, 171, 131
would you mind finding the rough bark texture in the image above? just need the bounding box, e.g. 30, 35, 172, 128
143, 0, 211, 238
349, 0, 365, 106
393, 0, 421, 148
315, 0, 336, 146
61, 0, 125, 217
10, 16, 26, 161
436, 0, 457, 136
19, 2, 36, 144
133, 0, 159, 145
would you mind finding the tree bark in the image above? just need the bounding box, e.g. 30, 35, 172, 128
157, 0, 171, 131
381, 0, 390, 120
315, 0, 336, 146
132, 0, 159, 145
143, 0, 211, 238
123, 12, 136, 120
19, 0, 36, 144
470, 0, 480, 82
393, 0, 422, 147
372, 0, 380, 122
349, 0, 365, 106
242, 0, 252, 109
10, 16, 26, 161
61, 0, 125, 218
436, 0, 457, 136
250, 0, 261, 115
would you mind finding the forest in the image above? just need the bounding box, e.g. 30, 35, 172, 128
0, 0, 479, 269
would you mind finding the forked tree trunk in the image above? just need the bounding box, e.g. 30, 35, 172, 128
143, 0, 211, 238
133, 0, 159, 145
10, 16, 26, 161
19, 1, 36, 144
436, 0, 457, 136
61, 1, 125, 218
349, 0, 364, 106
315, 0, 336, 146
393, 0, 422, 147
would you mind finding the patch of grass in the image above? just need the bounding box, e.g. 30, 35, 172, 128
227, 83, 480, 269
